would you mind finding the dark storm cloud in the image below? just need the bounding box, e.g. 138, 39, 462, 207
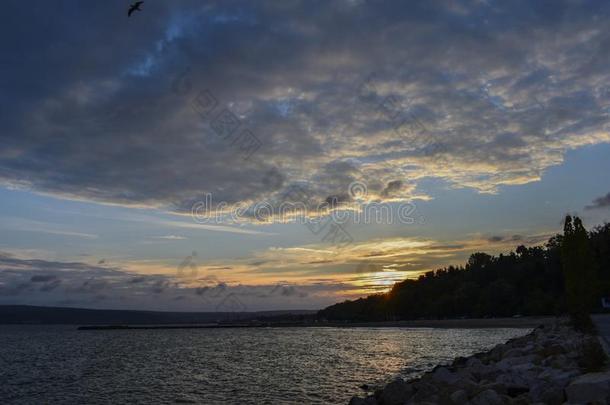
129, 276, 147, 284
488, 234, 524, 243
0, 253, 338, 310
39, 279, 61, 292
381, 180, 403, 198
265, 284, 308, 298
30, 275, 57, 283
586, 192, 610, 210
1, 0, 610, 216
151, 279, 176, 294
0, 253, 134, 298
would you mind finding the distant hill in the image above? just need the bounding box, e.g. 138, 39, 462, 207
319, 222, 610, 322
0, 305, 316, 325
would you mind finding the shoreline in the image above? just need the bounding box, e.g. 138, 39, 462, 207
75, 316, 558, 330
350, 319, 610, 404
324, 317, 557, 329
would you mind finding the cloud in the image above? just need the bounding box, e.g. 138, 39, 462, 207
586, 192, 610, 210
0, 252, 345, 310
381, 180, 404, 198
155, 235, 188, 240
1, 1, 609, 221
192, 230, 554, 295
0, 217, 99, 239
129, 276, 147, 284
155, 219, 273, 235
0, 221, 554, 309
39, 279, 61, 292
30, 275, 57, 283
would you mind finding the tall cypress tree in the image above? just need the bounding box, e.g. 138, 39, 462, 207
561, 215, 597, 332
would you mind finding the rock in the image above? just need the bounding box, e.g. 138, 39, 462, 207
505, 385, 529, 398
548, 354, 570, 369
407, 397, 438, 405
537, 343, 566, 357
409, 381, 438, 402
364, 397, 378, 405
511, 362, 539, 373
528, 382, 564, 405
478, 382, 507, 396
452, 356, 469, 368
454, 368, 477, 386
349, 396, 379, 405
450, 389, 468, 404
474, 371, 502, 385
471, 389, 503, 405
495, 371, 530, 389
466, 359, 499, 382
352, 322, 607, 405
489, 344, 506, 362
503, 348, 524, 358
432, 367, 460, 385
537, 368, 578, 388
495, 355, 538, 371
473, 351, 491, 365
565, 371, 610, 404
510, 397, 533, 405
466, 357, 484, 369
373, 389, 383, 399
379, 378, 414, 405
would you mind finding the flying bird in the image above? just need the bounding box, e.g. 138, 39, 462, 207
128, 1, 143, 17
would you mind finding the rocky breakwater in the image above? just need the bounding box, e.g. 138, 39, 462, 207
350, 323, 609, 404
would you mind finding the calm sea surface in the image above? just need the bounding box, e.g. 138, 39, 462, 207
0, 326, 527, 404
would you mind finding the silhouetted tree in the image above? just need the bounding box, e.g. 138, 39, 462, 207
318, 217, 609, 323
561, 215, 597, 331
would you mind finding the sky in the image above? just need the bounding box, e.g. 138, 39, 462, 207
1, 0, 610, 312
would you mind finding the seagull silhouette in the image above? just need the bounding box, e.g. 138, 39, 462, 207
128, 1, 143, 17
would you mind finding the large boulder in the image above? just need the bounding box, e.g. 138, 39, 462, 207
528, 381, 565, 405
503, 348, 525, 358
466, 357, 484, 369
452, 356, 469, 368
505, 385, 529, 398
537, 368, 578, 387
537, 343, 567, 358
349, 396, 378, 405
489, 344, 507, 363
407, 381, 439, 403
495, 354, 539, 371
466, 361, 500, 382
454, 368, 478, 389
431, 367, 460, 385
450, 389, 468, 404
350, 322, 608, 405
378, 378, 414, 405
495, 371, 530, 389
470, 389, 504, 405
547, 354, 574, 370
565, 372, 610, 404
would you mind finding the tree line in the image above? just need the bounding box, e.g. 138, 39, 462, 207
318, 217, 609, 327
